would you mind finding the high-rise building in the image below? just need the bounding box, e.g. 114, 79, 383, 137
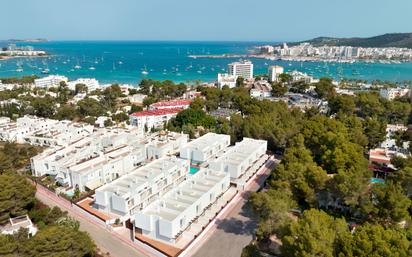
228, 60, 253, 80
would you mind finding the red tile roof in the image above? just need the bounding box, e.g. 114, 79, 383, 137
151, 99, 192, 108
130, 108, 183, 117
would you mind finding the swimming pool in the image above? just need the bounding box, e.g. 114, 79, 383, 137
66, 191, 74, 197
190, 167, 200, 175
370, 178, 385, 184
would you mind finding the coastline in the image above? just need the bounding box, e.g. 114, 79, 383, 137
0, 54, 49, 61
189, 54, 410, 64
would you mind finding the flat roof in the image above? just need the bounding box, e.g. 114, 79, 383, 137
211, 138, 266, 166
181, 133, 229, 151
142, 169, 228, 222
96, 157, 187, 198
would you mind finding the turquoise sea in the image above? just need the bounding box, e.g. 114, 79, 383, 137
1, 41, 412, 84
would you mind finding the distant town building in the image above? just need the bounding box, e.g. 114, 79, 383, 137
128, 94, 147, 105
217, 73, 238, 89
268, 65, 284, 82
149, 99, 192, 110
250, 80, 272, 98
67, 78, 99, 92
380, 124, 410, 154
379, 88, 410, 100
228, 60, 253, 80
34, 75, 68, 88
129, 108, 183, 131
259, 45, 275, 54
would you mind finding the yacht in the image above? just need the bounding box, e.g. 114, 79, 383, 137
41, 68, 50, 74
74, 59, 81, 69
89, 66, 96, 70
141, 65, 149, 75
16, 67, 23, 72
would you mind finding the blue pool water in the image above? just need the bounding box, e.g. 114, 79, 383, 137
1, 41, 412, 84
66, 191, 74, 197
370, 178, 385, 184
190, 166, 200, 175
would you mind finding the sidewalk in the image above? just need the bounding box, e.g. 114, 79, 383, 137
36, 184, 154, 257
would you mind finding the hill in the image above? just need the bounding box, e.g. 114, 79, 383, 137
294, 33, 412, 48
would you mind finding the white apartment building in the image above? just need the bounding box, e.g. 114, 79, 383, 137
0, 115, 93, 146
69, 144, 143, 191
179, 133, 231, 163
139, 131, 189, 160
34, 75, 68, 88
228, 60, 254, 80
0, 118, 28, 143
67, 78, 100, 92
134, 168, 230, 243
1, 215, 37, 237
129, 108, 182, 131
22, 120, 93, 147
268, 65, 284, 82
128, 94, 147, 105
380, 124, 410, 153
250, 80, 272, 98
31, 127, 146, 191
95, 157, 189, 217
379, 88, 410, 100
217, 73, 238, 89
208, 138, 267, 180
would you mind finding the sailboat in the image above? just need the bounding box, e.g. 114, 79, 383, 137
141, 65, 149, 75
16, 62, 23, 72
74, 59, 81, 69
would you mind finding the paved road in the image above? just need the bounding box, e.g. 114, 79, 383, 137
191, 159, 277, 257
36, 186, 151, 257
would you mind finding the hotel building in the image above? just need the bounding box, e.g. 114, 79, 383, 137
228, 60, 253, 80
34, 75, 68, 88
67, 78, 100, 92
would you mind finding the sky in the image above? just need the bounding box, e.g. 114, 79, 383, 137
1, 0, 412, 42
